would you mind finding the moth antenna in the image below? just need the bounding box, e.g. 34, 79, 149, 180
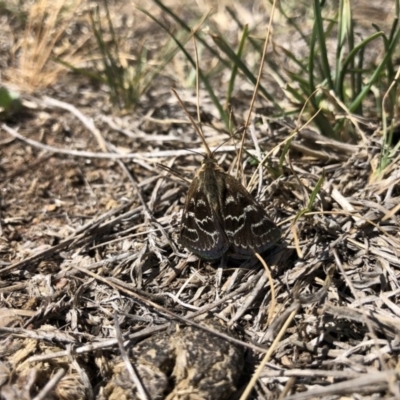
238, 1, 276, 171
193, 35, 213, 156
212, 136, 234, 156
193, 37, 202, 133
156, 163, 191, 184
185, 148, 206, 158
171, 88, 212, 157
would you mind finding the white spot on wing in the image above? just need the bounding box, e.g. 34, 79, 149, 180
226, 195, 235, 205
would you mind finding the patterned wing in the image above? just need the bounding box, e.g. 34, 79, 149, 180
180, 177, 229, 260
222, 175, 280, 258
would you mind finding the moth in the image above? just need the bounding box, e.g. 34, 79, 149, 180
180, 153, 280, 260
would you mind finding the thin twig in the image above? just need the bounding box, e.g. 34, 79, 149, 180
114, 313, 149, 400
32, 368, 66, 400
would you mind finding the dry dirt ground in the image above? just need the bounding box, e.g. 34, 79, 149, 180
0, 1, 400, 399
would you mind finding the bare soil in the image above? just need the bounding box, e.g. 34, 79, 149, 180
0, 1, 399, 399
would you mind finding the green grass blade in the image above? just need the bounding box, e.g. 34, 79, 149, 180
313, 0, 334, 90
349, 28, 400, 113
335, 0, 352, 100
151, 0, 231, 69
307, 170, 325, 210
137, 6, 229, 127
211, 34, 277, 106
226, 25, 248, 109
225, 6, 263, 53
335, 31, 384, 107
308, 22, 317, 93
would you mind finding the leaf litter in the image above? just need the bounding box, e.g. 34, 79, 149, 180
0, 1, 399, 399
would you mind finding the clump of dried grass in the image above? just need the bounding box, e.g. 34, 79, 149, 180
6, 0, 87, 92
0, 1, 399, 400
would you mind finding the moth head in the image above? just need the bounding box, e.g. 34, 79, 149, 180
200, 154, 224, 172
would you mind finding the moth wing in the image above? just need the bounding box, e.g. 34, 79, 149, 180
222, 175, 280, 258
180, 177, 229, 260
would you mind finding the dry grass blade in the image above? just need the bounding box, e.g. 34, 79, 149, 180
113, 314, 148, 400
284, 370, 399, 400
1, 1, 400, 399
8, 0, 84, 91
171, 88, 213, 156
240, 305, 299, 400
32, 368, 66, 400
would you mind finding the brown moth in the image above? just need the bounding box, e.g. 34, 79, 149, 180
180, 153, 280, 260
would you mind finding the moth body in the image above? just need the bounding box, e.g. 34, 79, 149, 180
180, 155, 280, 260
